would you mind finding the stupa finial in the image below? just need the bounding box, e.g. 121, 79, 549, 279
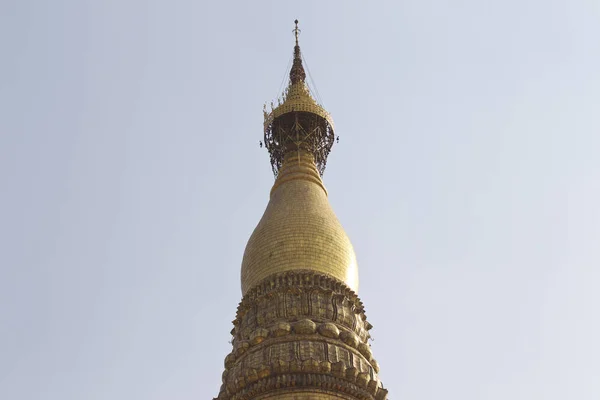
263, 21, 335, 178
289, 20, 306, 84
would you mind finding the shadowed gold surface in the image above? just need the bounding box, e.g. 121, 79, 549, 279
241, 151, 359, 295
255, 392, 355, 400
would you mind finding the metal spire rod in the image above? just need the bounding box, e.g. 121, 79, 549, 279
293, 19, 301, 46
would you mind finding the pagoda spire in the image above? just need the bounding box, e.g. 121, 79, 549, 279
213, 21, 388, 400
290, 20, 306, 84
263, 20, 336, 177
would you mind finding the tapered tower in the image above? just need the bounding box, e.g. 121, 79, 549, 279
214, 21, 388, 400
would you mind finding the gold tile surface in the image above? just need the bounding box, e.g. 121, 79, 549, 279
241, 152, 359, 295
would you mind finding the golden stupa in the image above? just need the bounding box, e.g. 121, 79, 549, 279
214, 21, 387, 400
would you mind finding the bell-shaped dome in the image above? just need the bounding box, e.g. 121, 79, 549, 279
241, 151, 358, 295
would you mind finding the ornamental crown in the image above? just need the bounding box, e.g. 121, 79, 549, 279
262, 20, 336, 177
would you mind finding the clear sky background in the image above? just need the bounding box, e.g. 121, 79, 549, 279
1, 1, 599, 399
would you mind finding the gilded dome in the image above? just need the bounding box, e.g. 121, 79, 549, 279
240, 151, 358, 295
241, 21, 357, 295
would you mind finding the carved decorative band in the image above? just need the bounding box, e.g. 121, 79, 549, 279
236, 270, 366, 322
228, 322, 378, 373
215, 270, 387, 400
216, 371, 388, 400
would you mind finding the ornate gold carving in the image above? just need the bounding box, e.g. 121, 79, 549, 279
215, 271, 386, 400
270, 322, 291, 337
358, 342, 373, 362
218, 372, 384, 400
294, 319, 317, 335
318, 322, 340, 339
340, 330, 360, 349
249, 328, 269, 345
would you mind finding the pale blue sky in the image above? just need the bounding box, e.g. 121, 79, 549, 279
1, 1, 599, 399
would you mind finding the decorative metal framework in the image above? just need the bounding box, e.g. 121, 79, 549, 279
263, 20, 336, 178
264, 108, 335, 177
